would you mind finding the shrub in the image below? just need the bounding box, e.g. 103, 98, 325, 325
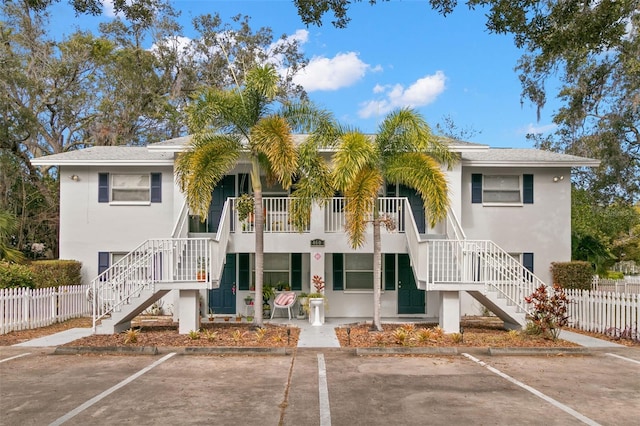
551, 261, 592, 290
524, 284, 570, 340
28, 260, 82, 288
0, 262, 35, 289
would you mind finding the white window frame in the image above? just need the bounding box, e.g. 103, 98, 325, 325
255, 253, 290, 287
110, 174, 151, 204
482, 175, 522, 205
344, 253, 375, 292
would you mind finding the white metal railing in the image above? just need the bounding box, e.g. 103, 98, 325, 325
231, 197, 311, 233
171, 200, 190, 239
404, 199, 429, 289
445, 206, 467, 241
567, 289, 639, 334
324, 197, 406, 233
0, 285, 91, 334
425, 239, 541, 313
90, 237, 213, 331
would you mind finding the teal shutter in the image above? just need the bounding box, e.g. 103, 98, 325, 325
291, 253, 302, 291
384, 254, 396, 291
522, 253, 534, 273
98, 173, 109, 203
239, 173, 250, 194
238, 253, 250, 290
523, 174, 534, 204
98, 252, 110, 275
471, 174, 482, 203
332, 253, 343, 291
150, 173, 162, 202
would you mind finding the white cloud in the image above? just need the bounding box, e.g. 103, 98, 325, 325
522, 122, 557, 135
358, 71, 447, 118
292, 52, 369, 92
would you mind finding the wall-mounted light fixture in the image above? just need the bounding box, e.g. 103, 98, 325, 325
552, 175, 564, 183
70, 175, 79, 181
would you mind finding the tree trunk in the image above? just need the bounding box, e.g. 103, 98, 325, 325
371, 204, 382, 332
251, 159, 264, 327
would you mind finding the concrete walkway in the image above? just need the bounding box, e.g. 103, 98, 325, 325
13, 327, 94, 347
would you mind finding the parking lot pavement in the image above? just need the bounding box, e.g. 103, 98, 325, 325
1, 348, 639, 426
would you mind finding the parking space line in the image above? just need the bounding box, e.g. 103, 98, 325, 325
48, 352, 177, 426
606, 353, 640, 365
317, 353, 331, 426
462, 353, 601, 426
0, 353, 31, 363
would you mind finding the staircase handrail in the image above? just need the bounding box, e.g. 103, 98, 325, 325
446, 206, 467, 241
404, 198, 429, 288
171, 200, 190, 239
91, 242, 156, 331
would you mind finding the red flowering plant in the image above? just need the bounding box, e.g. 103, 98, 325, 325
524, 283, 570, 340
312, 275, 325, 293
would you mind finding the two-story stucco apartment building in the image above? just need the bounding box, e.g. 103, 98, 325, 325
31, 135, 599, 334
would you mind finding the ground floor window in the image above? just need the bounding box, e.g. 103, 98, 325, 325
344, 253, 374, 290
251, 253, 290, 287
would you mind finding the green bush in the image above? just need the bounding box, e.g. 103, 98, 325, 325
603, 270, 624, 279
28, 260, 82, 288
0, 262, 35, 289
551, 261, 593, 290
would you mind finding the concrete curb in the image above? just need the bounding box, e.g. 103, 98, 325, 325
487, 347, 591, 356
182, 347, 288, 355
50, 345, 593, 356
355, 347, 459, 356
54, 346, 159, 355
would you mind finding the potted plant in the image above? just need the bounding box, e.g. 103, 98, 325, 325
244, 294, 254, 305
235, 313, 242, 322
236, 193, 254, 222
297, 292, 308, 319
196, 257, 207, 282
208, 308, 215, 322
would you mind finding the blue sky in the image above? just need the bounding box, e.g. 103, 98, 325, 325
49, 0, 561, 148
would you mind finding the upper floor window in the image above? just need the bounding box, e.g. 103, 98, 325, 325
472, 173, 533, 205
99, 172, 161, 204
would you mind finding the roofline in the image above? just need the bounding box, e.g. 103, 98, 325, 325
30, 159, 175, 166
462, 159, 601, 168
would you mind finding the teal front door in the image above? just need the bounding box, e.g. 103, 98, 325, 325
208, 175, 236, 233
209, 253, 236, 314
399, 185, 426, 234
397, 254, 425, 314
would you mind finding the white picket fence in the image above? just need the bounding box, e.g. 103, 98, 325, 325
566, 289, 639, 334
591, 276, 640, 294
0, 285, 91, 334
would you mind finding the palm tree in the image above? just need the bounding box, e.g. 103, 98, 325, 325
0, 210, 24, 263
332, 108, 457, 331
176, 65, 337, 327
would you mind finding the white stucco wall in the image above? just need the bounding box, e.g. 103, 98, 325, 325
59, 165, 177, 284
460, 167, 573, 285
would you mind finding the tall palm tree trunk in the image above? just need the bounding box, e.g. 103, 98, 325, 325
372, 201, 382, 331
252, 160, 265, 327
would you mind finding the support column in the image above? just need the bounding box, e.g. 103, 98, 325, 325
439, 291, 460, 333
178, 289, 200, 334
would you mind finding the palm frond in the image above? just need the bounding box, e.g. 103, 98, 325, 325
332, 131, 377, 191
281, 102, 340, 145
175, 135, 241, 218
251, 116, 298, 190
245, 65, 279, 101
343, 167, 383, 248
384, 153, 450, 226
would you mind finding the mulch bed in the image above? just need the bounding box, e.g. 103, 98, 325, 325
2, 315, 637, 348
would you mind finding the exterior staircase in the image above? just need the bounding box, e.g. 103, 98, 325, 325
90, 201, 232, 334
405, 207, 540, 329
